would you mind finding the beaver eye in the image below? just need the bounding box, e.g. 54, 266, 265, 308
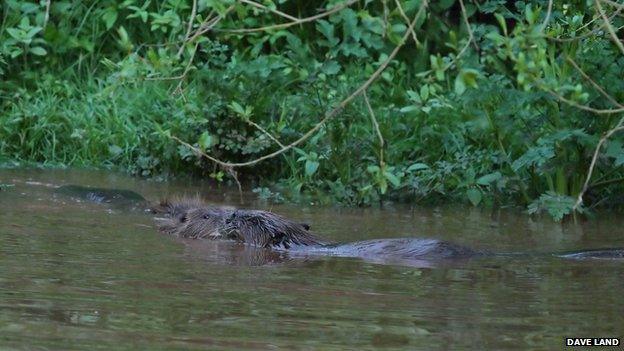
180, 216, 187, 223
203, 214, 211, 219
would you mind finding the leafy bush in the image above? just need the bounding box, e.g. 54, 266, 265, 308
1, 0, 623, 220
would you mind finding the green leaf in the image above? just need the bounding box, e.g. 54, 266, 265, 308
407, 163, 429, 172
477, 171, 501, 185
512, 145, 555, 171
316, 20, 336, 41
430, 55, 445, 81
305, 160, 319, 176
26, 27, 42, 39
108, 145, 123, 156
20, 2, 39, 13
528, 192, 575, 221
29, 46, 47, 56
406, 90, 421, 104
367, 165, 380, 174
102, 8, 118, 30
454, 74, 466, 95
198, 132, 214, 150
436, 0, 455, 10
322, 60, 340, 75
384, 171, 401, 187
420, 85, 429, 101
6, 28, 23, 40
606, 140, 624, 166
461, 68, 480, 88
379, 178, 388, 194
19, 17, 30, 28
494, 13, 508, 35
399, 105, 418, 113
293, 147, 307, 157
525, 4, 537, 25
466, 188, 482, 206
455, 69, 480, 95
229, 101, 246, 115
10, 48, 23, 58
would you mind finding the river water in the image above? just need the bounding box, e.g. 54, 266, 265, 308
0, 169, 622, 350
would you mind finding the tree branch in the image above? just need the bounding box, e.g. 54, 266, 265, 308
218, 0, 360, 34
171, 0, 429, 168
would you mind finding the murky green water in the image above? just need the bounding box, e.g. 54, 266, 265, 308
1, 169, 623, 350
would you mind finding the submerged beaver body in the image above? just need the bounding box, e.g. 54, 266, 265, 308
153, 199, 480, 261
55, 185, 147, 209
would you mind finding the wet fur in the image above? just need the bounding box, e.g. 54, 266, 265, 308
153, 198, 326, 248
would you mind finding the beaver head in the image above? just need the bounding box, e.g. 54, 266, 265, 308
152, 199, 234, 239
153, 199, 327, 249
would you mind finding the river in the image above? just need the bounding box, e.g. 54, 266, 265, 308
0, 169, 622, 350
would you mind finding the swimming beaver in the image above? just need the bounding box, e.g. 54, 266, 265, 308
152, 199, 483, 261
55, 184, 147, 209
153, 198, 624, 262
54, 186, 624, 263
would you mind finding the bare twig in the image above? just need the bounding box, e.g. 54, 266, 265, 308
239, 0, 299, 21
544, 88, 624, 114
187, 5, 235, 43
420, 0, 475, 76
146, 7, 233, 83
173, 42, 200, 91
219, 0, 359, 34
546, 6, 623, 42
145, 42, 199, 82
245, 119, 286, 148
574, 118, 624, 210
458, 0, 478, 51
177, 0, 198, 57
226, 168, 244, 204
595, 0, 624, 55
540, 0, 553, 32
382, 0, 389, 37
566, 57, 623, 108
601, 0, 624, 10
394, 0, 419, 46
363, 90, 384, 167
171, 0, 429, 168
43, 0, 51, 29
590, 177, 624, 188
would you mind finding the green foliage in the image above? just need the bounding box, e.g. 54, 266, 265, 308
1, 0, 624, 220
528, 192, 580, 222
252, 187, 285, 204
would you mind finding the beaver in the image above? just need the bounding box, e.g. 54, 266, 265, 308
154, 199, 327, 247
153, 198, 624, 262
55, 185, 147, 209
152, 199, 481, 261
54, 186, 624, 263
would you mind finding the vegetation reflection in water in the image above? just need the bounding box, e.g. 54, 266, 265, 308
0, 169, 623, 350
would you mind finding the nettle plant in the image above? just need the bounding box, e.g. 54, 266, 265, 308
4, 17, 47, 58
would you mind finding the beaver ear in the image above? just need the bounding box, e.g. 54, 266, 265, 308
300, 223, 310, 231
